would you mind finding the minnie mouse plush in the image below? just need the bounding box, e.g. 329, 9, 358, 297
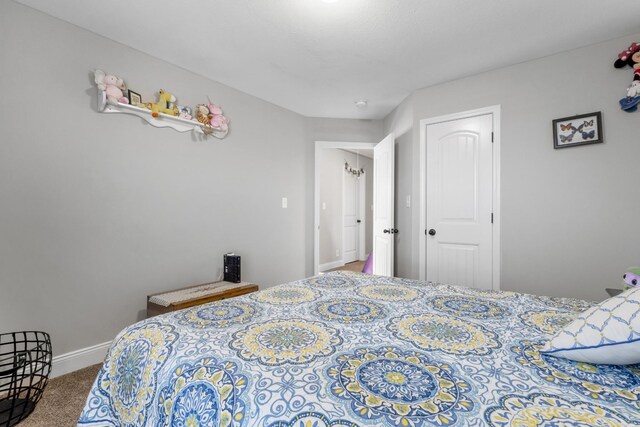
615, 42, 640, 112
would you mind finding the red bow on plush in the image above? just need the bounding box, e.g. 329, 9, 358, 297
619, 43, 640, 61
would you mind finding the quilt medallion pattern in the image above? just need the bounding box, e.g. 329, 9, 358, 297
79, 272, 640, 426
175, 302, 259, 329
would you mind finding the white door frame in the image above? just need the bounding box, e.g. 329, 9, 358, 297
315, 141, 377, 275
418, 105, 501, 289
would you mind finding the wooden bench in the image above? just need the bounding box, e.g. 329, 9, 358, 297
147, 280, 258, 318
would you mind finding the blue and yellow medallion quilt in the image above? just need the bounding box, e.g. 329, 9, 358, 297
78, 272, 640, 426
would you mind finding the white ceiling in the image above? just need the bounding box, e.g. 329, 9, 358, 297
15, 0, 640, 119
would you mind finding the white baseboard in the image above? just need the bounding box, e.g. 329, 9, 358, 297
319, 260, 345, 272
51, 341, 111, 378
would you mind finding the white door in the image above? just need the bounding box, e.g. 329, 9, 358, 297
426, 114, 493, 289
358, 176, 366, 261
373, 133, 395, 276
343, 170, 358, 264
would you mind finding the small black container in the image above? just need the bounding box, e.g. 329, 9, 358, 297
224, 253, 241, 283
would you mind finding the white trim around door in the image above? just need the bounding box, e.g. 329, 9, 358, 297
418, 105, 501, 289
314, 141, 377, 276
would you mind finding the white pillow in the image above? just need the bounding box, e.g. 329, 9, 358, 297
541, 286, 640, 365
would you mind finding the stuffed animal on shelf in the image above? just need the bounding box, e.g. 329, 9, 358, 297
623, 267, 640, 291
207, 102, 229, 132
195, 104, 210, 125
627, 80, 640, 98
614, 42, 640, 112
177, 106, 193, 121
194, 102, 230, 137
194, 104, 213, 135
94, 70, 129, 105
149, 90, 178, 118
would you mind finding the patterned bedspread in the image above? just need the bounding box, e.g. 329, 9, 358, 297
78, 272, 640, 426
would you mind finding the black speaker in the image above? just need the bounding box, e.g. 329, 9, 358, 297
224, 253, 241, 283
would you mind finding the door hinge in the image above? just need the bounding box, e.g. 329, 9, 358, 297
491, 132, 494, 143
491, 213, 494, 223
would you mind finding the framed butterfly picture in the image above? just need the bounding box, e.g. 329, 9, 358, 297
552, 111, 603, 149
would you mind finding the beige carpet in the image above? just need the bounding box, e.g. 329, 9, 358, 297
328, 260, 365, 273
20, 364, 101, 427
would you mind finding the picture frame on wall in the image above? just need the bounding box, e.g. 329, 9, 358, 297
552, 111, 603, 149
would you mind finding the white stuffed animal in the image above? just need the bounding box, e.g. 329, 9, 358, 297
627, 80, 640, 98
94, 69, 129, 105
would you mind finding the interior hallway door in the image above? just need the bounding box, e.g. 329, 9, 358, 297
343, 170, 359, 264
425, 114, 494, 289
373, 133, 395, 277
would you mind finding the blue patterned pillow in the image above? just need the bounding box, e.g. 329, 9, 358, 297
541, 286, 640, 365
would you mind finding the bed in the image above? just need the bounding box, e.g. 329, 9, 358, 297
78, 272, 640, 426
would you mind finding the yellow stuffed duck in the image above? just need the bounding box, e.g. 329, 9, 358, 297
149, 90, 178, 117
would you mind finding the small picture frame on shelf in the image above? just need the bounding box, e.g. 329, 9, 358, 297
128, 90, 142, 105
552, 111, 603, 149
177, 106, 192, 116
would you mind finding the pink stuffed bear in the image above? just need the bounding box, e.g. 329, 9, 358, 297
95, 69, 129, 105
207, 102, 229, 132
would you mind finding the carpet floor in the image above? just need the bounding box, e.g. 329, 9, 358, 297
327, 260, 365, 273
20, 364, 101, 427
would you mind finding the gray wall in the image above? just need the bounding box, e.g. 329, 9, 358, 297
393, 131, 413, 279
318, 148, 344, 266
0, 2, 382, 356
384, 34, 640, 302
318, 149, 373, 267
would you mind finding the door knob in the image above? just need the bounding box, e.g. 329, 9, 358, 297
392, 228, 399, 234
428, 229, 436, 236
383, 229, 391, 234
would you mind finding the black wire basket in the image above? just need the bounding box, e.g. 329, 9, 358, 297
0, 332, 52, 427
